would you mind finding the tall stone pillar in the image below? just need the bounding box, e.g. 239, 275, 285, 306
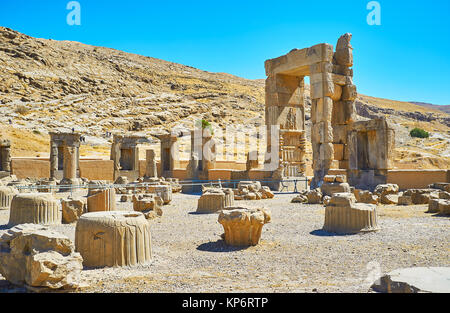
0, 140, 12, 174
1, 147, 11, 173
50, 143, 58, 180
63, 146, 77, 180
202, 130, 216, 173
145, 149, 158, 178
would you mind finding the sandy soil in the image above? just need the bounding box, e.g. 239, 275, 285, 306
0, 193, 449, 293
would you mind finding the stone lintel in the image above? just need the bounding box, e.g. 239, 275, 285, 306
265, 43, 334, 76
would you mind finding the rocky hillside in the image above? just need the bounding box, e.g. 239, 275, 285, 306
0, 27, 449, 169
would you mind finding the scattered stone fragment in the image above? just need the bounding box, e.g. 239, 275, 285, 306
0, 224, 84, 290
62, 198, 87, 224
354, 189, 378, 204
398, 195, 412, 206
307, 189, 322, 204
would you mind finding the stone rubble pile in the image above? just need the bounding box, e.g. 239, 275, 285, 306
233, 181, 274, 201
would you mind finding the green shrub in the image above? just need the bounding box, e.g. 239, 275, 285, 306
410, 128, 429, 138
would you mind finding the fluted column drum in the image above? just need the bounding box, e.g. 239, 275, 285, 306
0, 186, 18, 210
75, 211, 152, 268
8, 193, 61, 226
323, 193, 380, 234
87, 188, 116, 212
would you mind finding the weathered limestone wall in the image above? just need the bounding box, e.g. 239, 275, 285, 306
387, 170, 450, 190
11, 158, 51, 179
79, 160, 114, 181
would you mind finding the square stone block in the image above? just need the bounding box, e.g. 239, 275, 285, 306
342, 84, 357, 101
333, 144, 344, 161
320, 143, 334, 161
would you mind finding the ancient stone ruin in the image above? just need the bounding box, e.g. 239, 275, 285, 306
111, 134, 147, 182
197, 188, 234, 213
145, 149, 158, 179
49, 132, 82, 188
0, 139, 11, 178
8, 193, 61, 226
86, 188, 117, 212
157, 132, 182, 178
218, 208, 271, 246
323, 192, 380, 234
0, 224, 83, 290
348, 119, 395, 190
264, 33, 395, 191
75, 211, 152, 268
184, 128, 217, 192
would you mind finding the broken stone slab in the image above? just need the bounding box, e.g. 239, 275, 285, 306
403, 189, 439, 205
237, 181, 262, 193
291, 195, 308, 203
439, 191, 450, 200
9, 193, 61, 226
381, 194, 399, 205
428, 183, 450, 191
261, 186, 275, 199
354, 189, 378, 204
321, 182, 351, 197
371, 267, 450, 293
87, 180, 110, 197
374, 184, 399, 197
438, 199, 450, 215
61, 198, 87, 224
0, 224, 84, 290
132, 194, 163, 217
218, 207, 271, 246
398, 195, 413, 206
427, 199, 441, 213
307, 189, 323, 204
75, 211, 152, 268
147, 185, 172, 205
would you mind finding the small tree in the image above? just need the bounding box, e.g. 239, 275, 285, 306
196, 119, 214, 135
410, 128, 429, 138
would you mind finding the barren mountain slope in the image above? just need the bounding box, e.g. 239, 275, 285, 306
0, 27, 448, 169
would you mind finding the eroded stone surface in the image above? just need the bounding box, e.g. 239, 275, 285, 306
9, 193, 61, 226
197, 188, 234, 214
323, 192, 379, 234
62, 198, 87, 224
218, 208, 271, 246
0, 224, 83, 290
75, 211, 152, 268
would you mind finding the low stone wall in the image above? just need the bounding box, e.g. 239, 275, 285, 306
11, 157, 450, 189
387, 170, 449, 190
11, 158, 50, 179
79, 160, 114, 181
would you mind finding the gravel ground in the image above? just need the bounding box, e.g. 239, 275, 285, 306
0, 192, 449, 293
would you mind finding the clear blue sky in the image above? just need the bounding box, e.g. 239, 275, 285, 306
1, 0, 449, 105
